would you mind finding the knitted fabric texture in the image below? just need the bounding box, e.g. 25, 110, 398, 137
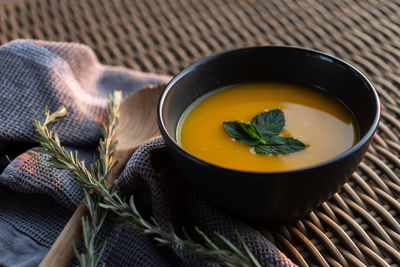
0, 40, 295, 266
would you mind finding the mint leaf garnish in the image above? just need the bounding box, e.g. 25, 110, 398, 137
223, 121, 265, 145
236, 122, 266, 144
222, 109, 307, 155
255, 136, 306, 154
250, 109, 284, 138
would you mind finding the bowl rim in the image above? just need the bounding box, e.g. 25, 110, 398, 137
157, 45, 381, 175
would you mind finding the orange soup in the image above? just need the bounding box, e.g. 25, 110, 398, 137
177, 82, 358, 172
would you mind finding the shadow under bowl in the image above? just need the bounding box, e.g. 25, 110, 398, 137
157, 46, 380, 224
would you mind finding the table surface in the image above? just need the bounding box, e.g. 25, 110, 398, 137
0, 0, 399, 266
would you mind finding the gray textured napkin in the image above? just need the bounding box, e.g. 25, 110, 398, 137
0, 40, 295, 266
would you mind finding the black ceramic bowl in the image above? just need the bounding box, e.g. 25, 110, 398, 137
157, 46, 380, 224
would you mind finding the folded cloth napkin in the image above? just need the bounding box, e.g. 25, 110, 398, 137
0, 40, 295, 267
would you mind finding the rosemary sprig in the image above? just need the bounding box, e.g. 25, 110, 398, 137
33, 95, 262, 267
33, 97, 120, 267
73, 91, 121, 266
73, 190, 107, 267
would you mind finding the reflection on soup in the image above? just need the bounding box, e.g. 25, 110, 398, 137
177, 82, 358, 172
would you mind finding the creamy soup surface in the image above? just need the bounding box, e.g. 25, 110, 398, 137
177, 82, 358, 172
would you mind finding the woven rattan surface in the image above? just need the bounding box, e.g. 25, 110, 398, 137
0, 0, 399, 266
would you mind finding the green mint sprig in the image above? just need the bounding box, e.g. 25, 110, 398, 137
223, 109, 307, 155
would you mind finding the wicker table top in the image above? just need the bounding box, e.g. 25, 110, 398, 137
1, 0, 399, 266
